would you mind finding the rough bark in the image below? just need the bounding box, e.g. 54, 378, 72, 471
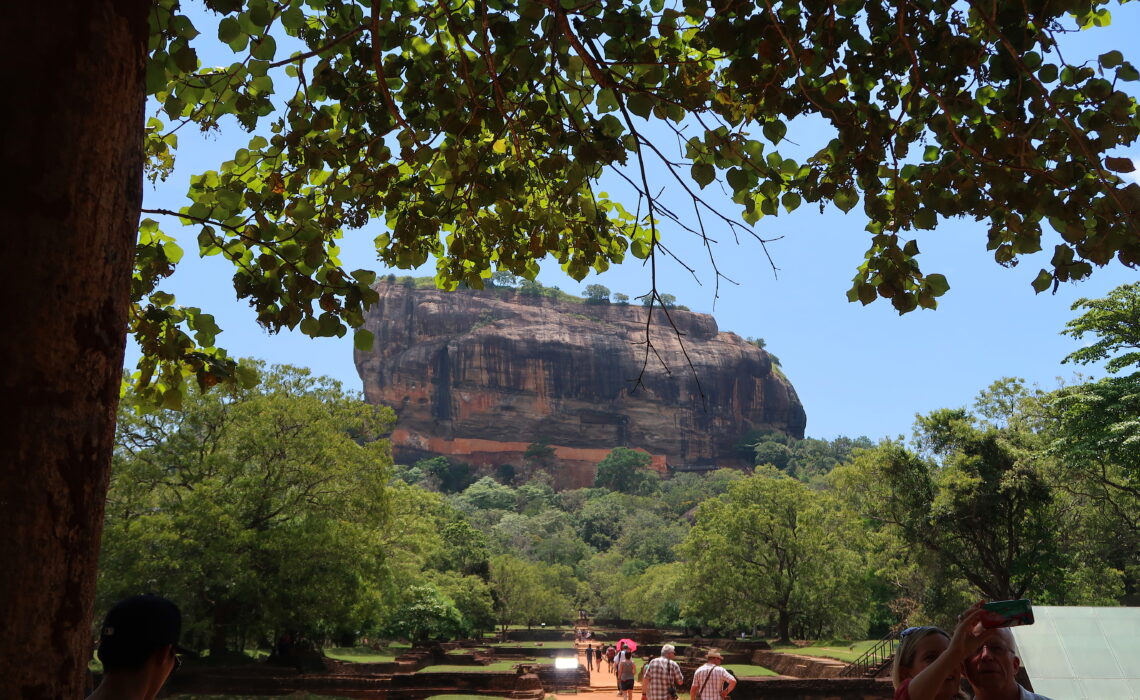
0, 2, 148, 697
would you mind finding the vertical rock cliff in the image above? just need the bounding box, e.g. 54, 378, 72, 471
354, 282, 806, 487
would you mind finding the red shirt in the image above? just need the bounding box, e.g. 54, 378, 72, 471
894, 678, 911, 700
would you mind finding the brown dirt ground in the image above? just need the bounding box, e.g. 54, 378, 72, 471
550, 640, 646, 700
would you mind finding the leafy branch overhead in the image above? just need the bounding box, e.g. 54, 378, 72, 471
136, 0, 1139, 399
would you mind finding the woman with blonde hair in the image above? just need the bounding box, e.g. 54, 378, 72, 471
891, 604, 988, 700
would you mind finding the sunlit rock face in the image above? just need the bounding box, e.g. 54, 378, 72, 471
354, 281, 806, 488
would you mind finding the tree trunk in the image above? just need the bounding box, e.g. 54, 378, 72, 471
211, 606, 230, 657
0, 2, 148, 697
776, 609, 791, 644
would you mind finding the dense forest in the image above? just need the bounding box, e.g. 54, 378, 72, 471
98, 284, 1140, 655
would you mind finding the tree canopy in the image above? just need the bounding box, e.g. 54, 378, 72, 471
101, 363, 396, 653
134, 0, 1140, 401
682, 466, 870, 641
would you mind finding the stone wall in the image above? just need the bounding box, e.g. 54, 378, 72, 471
163, 665, 546, 700
750, 650, 848, 678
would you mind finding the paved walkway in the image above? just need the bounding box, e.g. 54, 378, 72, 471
549, 640, 642, 700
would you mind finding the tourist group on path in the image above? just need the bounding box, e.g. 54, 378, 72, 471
587, 600, 1051, 700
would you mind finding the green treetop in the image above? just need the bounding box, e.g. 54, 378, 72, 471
1062, 281, 1140, 373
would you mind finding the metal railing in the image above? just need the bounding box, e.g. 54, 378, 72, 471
838, 630, 901, 678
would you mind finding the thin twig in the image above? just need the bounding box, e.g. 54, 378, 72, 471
267, 24, 366, 68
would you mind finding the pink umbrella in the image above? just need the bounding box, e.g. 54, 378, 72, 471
616, 638, 638, 652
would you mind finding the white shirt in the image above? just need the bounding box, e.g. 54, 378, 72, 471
691, 663, 732, 700
1019, 686, 1053, 700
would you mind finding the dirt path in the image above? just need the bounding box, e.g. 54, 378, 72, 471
549, 640, 641, 700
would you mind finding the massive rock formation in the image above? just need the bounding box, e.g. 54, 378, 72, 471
354, 282, 806, 488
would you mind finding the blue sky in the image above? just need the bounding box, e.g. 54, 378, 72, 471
131, 3, 1140, 442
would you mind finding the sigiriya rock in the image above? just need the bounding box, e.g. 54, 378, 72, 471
354, 280, 806, 488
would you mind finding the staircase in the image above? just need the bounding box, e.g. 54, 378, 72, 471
838, 630, 901, 678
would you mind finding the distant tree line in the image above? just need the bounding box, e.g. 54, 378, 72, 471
99, 284, 1140, 653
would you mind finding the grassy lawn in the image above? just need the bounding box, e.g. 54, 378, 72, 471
420, 659, 557, 673
488, 640, 577, 648
767, 640, 877, 663
724, 663, 780, 677
324, 646, 398, 663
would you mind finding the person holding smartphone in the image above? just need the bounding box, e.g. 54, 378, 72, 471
893, 601, 1053, 700
964, 627, 1053, 700
890, 604, 987, 700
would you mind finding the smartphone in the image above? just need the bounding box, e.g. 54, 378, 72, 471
980, 599, 1034, 628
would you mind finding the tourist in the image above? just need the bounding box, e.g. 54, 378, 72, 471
87, 595, 191, 700
639, 644, 684, 700
891, 602, 1051, 700
606, 644, 616, 672
690, 649, 735, 700
616, 649, 637, 700
587, 643, 595, 671
891, 625, 970, 700
964, 627, 1053, 700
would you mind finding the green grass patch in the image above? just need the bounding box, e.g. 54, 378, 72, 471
489, 640, 577, 648
420, 659, 556, 673
324, 647, 398, 663
767, 640, 877, 663
723, 663, 779, 677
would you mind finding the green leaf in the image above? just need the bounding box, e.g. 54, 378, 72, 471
762, 120, 787, 144
627, 93, 653, 119
925, 273, 950, 296
1119, 63, 1140, 81
1031, 269, 1053, 293
163, 241, 184, 264
1099, 50, 1123, 69
691, 163, 715, 188
354, 328, 375, 352
631, 238, 651, 259
281, 6, 305, 31
171, 15, 199, 40
781, 192, 801, 213
914, 208, 936, 229
598, 114, 624, 138
923, 145, 940, 162
161, 387, 183, 410
145, 57, 168, 95
251, 35, 276, 61
726, 168, 749, 193
248, 2, 271, 27
834, 188, 859, 213
234, 363, 259, 388
172, 46, 198, 73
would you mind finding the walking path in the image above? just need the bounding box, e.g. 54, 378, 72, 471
550, 639, 643, 700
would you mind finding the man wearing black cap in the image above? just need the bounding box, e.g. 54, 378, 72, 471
88, 595, 191, 700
